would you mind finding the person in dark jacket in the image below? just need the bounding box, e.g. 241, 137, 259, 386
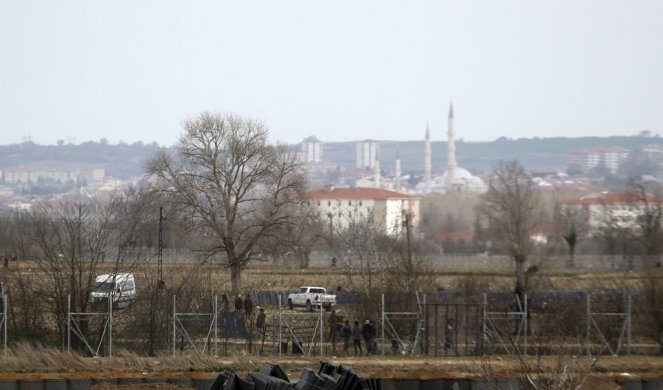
341, 320, 351, 354
256, 308, 266, 333
352, 321, 362, 355
220, 294, 230, 313
362, 320, 376, 355
234, 295, 243, 312
244, 295, 254, 319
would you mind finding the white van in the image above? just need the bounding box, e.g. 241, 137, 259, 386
89, 273, 136, 308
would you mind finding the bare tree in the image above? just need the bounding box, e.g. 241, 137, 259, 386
110, 186, 162, 264
5, 187, 158, 349
593, 194, 639, 268
479, 160, 541, 303
146, 111, 306, 293
256, 201, 324, 269
628, 180, 663, 259
553, 194, 587, 269
626, 180, 663, 351
383, 211, 433, 297
332, 206, 402, 300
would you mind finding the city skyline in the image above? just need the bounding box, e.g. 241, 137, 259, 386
1, 1, 662, 147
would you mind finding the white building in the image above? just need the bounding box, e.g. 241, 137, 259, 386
1, 167, 105, 184
305, 185, 420, 236
563, 192, 663, 237
356, 140, 378, 169
640, 144, 663, 164
301, 136, 323, 164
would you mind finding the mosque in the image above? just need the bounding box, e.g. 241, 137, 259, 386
301, 103, 487, 194
414, 103, 487, 194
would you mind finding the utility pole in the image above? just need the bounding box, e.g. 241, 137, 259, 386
403, 210, 413, 271
158, 206, 165, 288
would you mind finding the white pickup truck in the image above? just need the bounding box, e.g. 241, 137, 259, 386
287, 286, 336, 312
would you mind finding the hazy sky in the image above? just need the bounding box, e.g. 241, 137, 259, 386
1, 1, 662, 146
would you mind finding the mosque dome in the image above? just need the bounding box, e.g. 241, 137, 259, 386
443, 168, 487, 192
416, 167, 486, 194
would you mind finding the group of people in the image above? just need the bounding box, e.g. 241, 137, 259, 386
330, 311, 378, 355
220, 293, 256, 318
220, 293, 266, 330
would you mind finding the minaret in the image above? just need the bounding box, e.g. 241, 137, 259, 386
446, 102, 458, 189
424, 121, 431, 187
395, 147, 402, 192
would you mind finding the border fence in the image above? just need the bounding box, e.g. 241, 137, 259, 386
2, 290, 623, 358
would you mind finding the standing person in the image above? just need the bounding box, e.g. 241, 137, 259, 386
220, 294, 229, 313
256, 308, 266, 334
352, 321, 362, 356
368, 320, 378, 354
445, 318, 456, 351
256, 307, 267, 354
328, 310, 338, 354
244, 295, 254, 319
234, 295, 243, 312
341, 320, 351, 354
361, 320, 373, 355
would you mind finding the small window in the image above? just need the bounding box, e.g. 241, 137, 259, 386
359, 201, 363, 206
348, 201, 352, 206
327, 201, 331, 206
317, 201, 320, 206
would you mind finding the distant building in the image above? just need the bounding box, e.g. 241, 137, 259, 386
640, 144, 663, 164
1, 167, 105, 184
563, 192, 663, 237
304, 185, 420, 236
301, 136, 323, 164
356, 140, 378, 169
569, 146, 629, 174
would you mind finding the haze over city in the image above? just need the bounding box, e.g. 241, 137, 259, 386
1, 1, 662, 147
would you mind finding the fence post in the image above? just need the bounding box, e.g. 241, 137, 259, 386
214, 295, 218, 357
381, 293, 385, 356
627, 294, 631, 355
67, 294, 71, 353
172, 295, 176, 356
523, 293, 527, 356
482, 293, 487, 356
278, 294, 282, 356
2, 293, 6, 355
108, 290, 113, 357
586, 293, 591, 356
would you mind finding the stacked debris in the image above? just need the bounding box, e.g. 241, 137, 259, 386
208, 362, 379, 390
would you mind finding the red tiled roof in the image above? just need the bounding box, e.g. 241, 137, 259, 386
305, 187, 418, 200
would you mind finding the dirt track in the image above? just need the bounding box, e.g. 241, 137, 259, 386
0, 355, 661, 380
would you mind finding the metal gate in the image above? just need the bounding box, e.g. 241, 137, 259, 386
422, 302, 483, 356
